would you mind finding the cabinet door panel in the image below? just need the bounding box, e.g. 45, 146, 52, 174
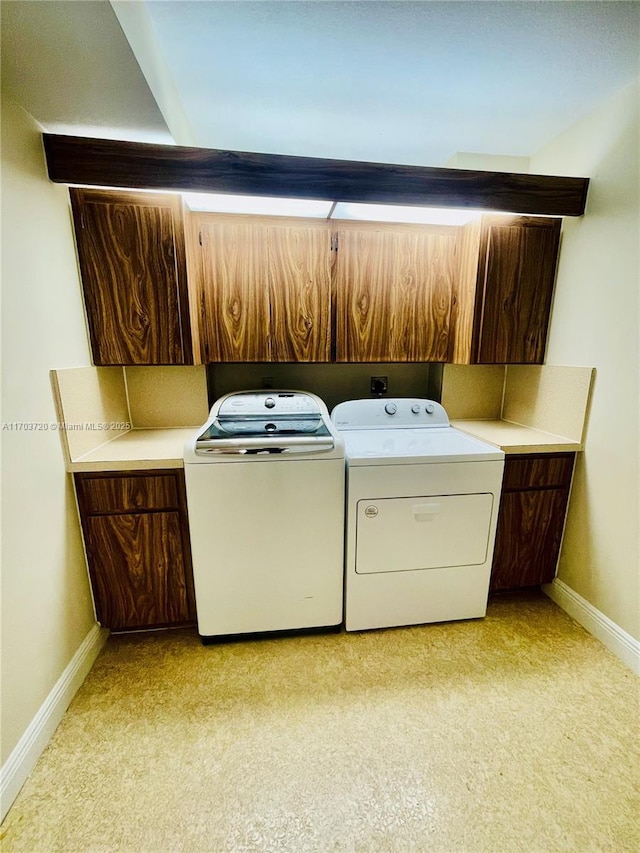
401, 232, 456, 362
198, 220, 270, 361
268, 225, 331, 361
449, 218, 482, 364
76, 473, 180, 514
85, 511, 190, 630
476, 217, 561, 364
490, 488, 569, 591
71, 191, 187, 365
335, 227, 455, 362
335, 228, 395, 361
502, 454, 574, 492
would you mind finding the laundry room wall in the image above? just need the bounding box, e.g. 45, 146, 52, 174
208, 363, 443, 413
1, 98, 99, 779
530, 79, 640, 641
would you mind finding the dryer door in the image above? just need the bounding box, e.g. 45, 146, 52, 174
355, 494, 494, 574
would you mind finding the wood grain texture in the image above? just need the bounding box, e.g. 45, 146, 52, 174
490, 488, 571, 591
182, 204, 203, 364
194, 215, 332, 362
197, 217, 271, 361
268, 224, 332, 361
474, 216, 562, 364
502, 453, 575, 492
76, 473, 179, 514
85, 511, 190, 630
75, 470, 196, 630
449, 217, 482, 363
170, 197, 194, 364
70, 189, 190, 365
46, 134, 590, 216
335, 225, 456, 362
335, 227, 395, 362
402, 232, 456, 362
490, 453, 575, 592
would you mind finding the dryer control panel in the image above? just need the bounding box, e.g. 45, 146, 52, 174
332, 398, 450, 430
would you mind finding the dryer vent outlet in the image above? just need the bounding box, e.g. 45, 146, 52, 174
370, 376, 388, 395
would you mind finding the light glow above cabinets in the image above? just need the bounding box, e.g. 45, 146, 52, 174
183, 192, 334, 218
183, 192, 481, 225
330, 202, 479, 225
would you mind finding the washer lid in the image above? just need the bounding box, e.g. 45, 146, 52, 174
342, 427, 504, 465
186, 389, 344, 460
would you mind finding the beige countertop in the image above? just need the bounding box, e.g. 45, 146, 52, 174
67, 428, 198, 472
66, 420, 581, 473
450, 419, 582, 454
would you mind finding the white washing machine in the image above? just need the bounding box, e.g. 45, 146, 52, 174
184, 391, 345, 640
331, 398, 505, 632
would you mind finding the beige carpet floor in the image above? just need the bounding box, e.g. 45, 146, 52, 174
1, 591, 639, 853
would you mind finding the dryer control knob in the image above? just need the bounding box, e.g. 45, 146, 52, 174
385, 402, 397, 415
425, 403, 435, 414
411, 404, 420, 414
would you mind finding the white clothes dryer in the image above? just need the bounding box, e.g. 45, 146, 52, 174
331, 398, 505, 632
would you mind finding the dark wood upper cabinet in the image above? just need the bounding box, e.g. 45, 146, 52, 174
191, 215, 331, 362
69, 188, 563, 367
268, 223, 331, 362
195, 217, 271, 362
472, 216, 562, 364
335, 224, 456, 362
70, 189, 193, 365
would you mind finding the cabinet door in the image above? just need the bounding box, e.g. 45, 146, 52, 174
473, 216, 561, 364
490, 453, 574, 592
75, 470, 196, 632
195, 216, 332, 362
70, 189, 191, 365
268, 223, 331, 361
84, 511, 191, 630
196, 218, 271, 361
490, 489, 570, 590
335, 225, 456, 362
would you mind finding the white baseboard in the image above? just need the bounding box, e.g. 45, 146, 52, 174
543, 578, 640, 676
0, 623, 108, 822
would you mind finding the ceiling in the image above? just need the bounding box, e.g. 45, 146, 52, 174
2, 1, 639, 168
0, 1, 171, 143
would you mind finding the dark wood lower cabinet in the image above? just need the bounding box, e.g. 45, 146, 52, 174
75, 470, 196, 631
490, 452, 575, 592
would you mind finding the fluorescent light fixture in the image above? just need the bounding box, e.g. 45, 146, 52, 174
331, 202, 479, 226
183, 192, 333, 218
183, 193, 481, 224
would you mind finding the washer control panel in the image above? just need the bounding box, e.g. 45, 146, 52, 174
332, 398, 450, 429
218, 391, 322, 418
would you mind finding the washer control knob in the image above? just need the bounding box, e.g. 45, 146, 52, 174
384, 402, 397, 415
425, 403, 435, 414
411, 404, 421, 414
264, 397, 276, 409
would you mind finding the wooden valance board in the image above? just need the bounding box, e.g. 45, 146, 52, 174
43, 134, 589, 217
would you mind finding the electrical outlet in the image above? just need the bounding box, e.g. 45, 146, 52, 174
262, 376, 274, 389
370, 375, 388, 395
